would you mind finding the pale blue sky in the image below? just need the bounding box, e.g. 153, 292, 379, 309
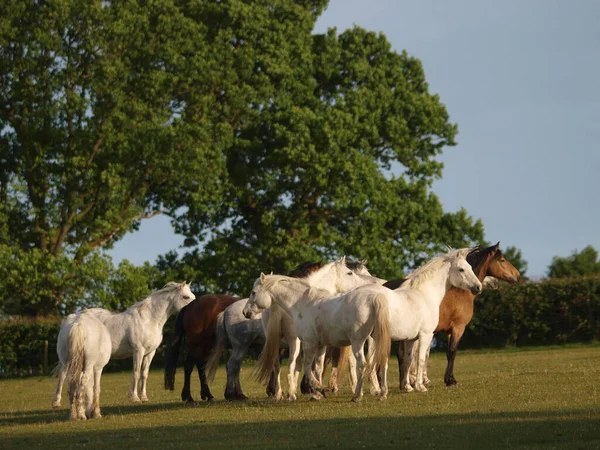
108, 0, 600, 278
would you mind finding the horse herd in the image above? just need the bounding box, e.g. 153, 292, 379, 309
52, 243, 520, 420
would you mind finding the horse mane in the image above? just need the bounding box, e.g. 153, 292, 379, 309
288, 261, 323, 278
467, 244, 501, 270
259, 274, 310, 292
130, 282, 183, 310
403, 248, 470, 290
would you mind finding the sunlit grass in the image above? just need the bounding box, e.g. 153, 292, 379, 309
1, 345, 599, 449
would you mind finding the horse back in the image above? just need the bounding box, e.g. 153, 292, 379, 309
183, 294, 241, 344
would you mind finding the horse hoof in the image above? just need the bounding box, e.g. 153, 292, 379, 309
378, 395, 387, 401
401, 386, 414, 393
129, 397, 141, 403
141, 397, 149, 403
287, 394, 297, 402
351, 396, 362, 403
52, 402, 61, 409
415, 384, 428, 393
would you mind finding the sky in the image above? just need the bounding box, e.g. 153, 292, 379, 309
108, 0, 600, 278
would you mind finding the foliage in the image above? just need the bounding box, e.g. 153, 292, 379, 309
0, 0, 328, 314
0, 244, 112, 316
463, 274, 600, 348
0, 316, 61, 377
547, 245, 600, 278
170, 27, 485, 295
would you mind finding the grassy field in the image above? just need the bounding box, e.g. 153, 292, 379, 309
1, 345, 599, 449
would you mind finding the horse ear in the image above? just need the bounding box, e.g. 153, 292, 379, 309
495, 241, 500, 249
340, 255, 346, 265
260, 272, 266, 282
361, 259, 368, 265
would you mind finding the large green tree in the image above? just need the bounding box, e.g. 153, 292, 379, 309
167, 27, 485, 295
547, 245, 600, 279
0, 0, 328, 314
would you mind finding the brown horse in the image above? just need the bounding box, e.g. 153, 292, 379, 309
165, 294, 240, 402
387, 243, 520, 387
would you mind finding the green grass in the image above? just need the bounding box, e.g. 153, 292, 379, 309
1, 345, 599, 449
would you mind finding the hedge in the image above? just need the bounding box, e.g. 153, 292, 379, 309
1, 275, 599, 377
462, 275, 600, 348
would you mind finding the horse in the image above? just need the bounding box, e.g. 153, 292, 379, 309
56, 311, 111, 420
52, 282, 195, 407
242, 272, 391, 402
205, 261, 323, 401
399, 243, 520, 386
249, 257, 382, 401
347, 248, 483, 396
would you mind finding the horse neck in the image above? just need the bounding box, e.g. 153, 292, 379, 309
473, 256, 493, 281
269, 279, 309, 317
137, 292, 173, 328
305, 265, 337, 294
411, 262, 451, 307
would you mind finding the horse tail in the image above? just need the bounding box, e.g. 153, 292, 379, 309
367, 294, 391, 375
64, 321, 86, 385
336, 345, 351, 386
64, 320, 87, 418
206, 311, 228, 383
164, 305, 187, 391
253, 307, 282, 384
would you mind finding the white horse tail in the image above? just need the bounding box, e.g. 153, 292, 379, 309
65, 321, 86, 385
206, 311, 228, 383
253, 307, 282, 384
367, 294, 391, 375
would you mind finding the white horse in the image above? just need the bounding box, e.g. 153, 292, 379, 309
243, 257, 381, 401
354, 248, 482, 395
52, 282, 195, 407
56, 311, 111, 420
243, 273, 391, 402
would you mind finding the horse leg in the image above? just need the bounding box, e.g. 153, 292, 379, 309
414, 333, 433, 392
128, 350, 143, 402
302, 343, 323, 400
287, 338, 302, 401
399, 340, 416, 392
351, 342, 367, 402
181, 354, 195, 403
423, 343, 432, 386
378, 358, 389, 400
197, 359, 214, 402
327, 347, 338, 393
348, 350, 357, 393
408, 339, 418, 386
91, 367, 103, 419
225, 345, 248, 401
139, 349, 156, 402
365, 336, 381, 396
52, 364, 66, 408
444, 326, 465, 386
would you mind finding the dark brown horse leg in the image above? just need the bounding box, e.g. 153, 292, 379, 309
444, 327, 465, 386
181, 355, 195, 403
197, 360, 214, 401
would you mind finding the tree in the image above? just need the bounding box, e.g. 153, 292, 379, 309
547, 246, 600, 278
166, 27, 484, 295
0, 0, 328, 314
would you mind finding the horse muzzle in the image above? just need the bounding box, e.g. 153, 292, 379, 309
470, 285, 482, 295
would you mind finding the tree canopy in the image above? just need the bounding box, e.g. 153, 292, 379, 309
1, 0, 499, 314
547, 246, 600, 279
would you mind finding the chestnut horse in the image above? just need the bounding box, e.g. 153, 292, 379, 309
386, 242, 520, 387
